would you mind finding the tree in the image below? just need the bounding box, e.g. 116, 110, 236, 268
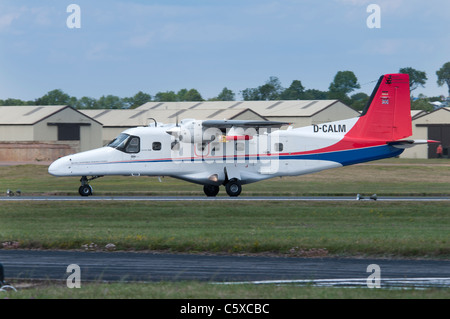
0, 98, 32, 106
436, 62, 450, 96
399, 67, 427, 93
176, 89, 188, 101
154, 91, 178, 102
259, 76, 283, 100
328, 71, 360, 96
35, 89, 71, 105
77, 96, 98, 109
68, 96, 78, 108
328, 71, 360, 105
183, 89, 203, 101
241, 88, 261, 101
411, 98, 434, 112
175, 88, 203, 101
215, 87, 235, 101
350, 92, 369, 111
126, 91, 152, 109
280, 80, 305, 100
241, 76, 284, 101
301, 89, 328, 100
96, 95, 125, 109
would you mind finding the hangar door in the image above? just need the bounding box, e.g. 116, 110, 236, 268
427, 125, 450, 158
48, 123, 91, 141
57, 124, 80, 140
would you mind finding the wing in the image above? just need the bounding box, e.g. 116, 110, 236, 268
202, 120, 290, 129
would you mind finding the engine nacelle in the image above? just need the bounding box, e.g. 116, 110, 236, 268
177, 120, 219, 144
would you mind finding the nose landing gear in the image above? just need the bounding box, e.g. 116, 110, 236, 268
78, 176, 102, 197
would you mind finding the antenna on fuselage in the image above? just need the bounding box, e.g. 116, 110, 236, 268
148, 118, 157, 127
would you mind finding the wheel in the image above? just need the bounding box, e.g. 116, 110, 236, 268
225, 180, 242, 197
79, 185, 93, 197
203, 184, 220, 197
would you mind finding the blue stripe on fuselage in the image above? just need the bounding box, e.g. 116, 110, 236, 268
282, 145, 404, 166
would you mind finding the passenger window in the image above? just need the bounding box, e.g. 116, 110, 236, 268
125, 136, 140, 153
274, 143, 283, 152
235, 143, 245, 152
211, 143, 220, 155
152, 142, 162, 151
197, 143, 206, 152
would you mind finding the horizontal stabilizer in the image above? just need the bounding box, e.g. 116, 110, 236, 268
388, 139, 439, 149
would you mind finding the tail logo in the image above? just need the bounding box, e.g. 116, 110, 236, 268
385, 75, 392, 84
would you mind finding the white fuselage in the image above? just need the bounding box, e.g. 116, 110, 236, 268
49, 117, 402, 186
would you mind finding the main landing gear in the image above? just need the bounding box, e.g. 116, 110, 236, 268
203, 179, 242, 197
78, 176, 102, 197
203, 184, 220, 197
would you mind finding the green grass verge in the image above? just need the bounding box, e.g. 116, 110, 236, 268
1, 201, 448, 258
1, 158, 449, 196
4, 280, 450, 299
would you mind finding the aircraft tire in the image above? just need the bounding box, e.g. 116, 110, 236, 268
79, 185, 93, 197
203, 184, 219, 197
225, 180, 242, 197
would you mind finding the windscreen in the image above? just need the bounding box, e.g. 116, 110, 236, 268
107, 133, 140, 153
107, 133, 130, 150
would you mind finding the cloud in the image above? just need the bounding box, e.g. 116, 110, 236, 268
30, 7, 54, 26
0, 4, 61, 34
0, 11, 21, 32
85, 43, 109, 60
128, 31, 155, 47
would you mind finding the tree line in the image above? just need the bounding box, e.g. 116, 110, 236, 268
1, 63, 449, 112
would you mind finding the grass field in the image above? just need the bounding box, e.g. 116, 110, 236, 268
1, 201, 449, 258
6, 280, 450, 299
0, 158, 449, 196
0, 159, 449, 299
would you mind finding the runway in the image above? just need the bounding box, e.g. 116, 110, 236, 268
1, 195, 449, 202
1, 250, 449, 289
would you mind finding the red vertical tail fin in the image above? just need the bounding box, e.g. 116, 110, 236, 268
347, 74, 412, 141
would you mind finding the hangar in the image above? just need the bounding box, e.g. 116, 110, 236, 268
135, 100, 360, 127
0, 105, 102, 162
4, 101, 446, 161
82, 100, 360, 144
401, 107, 450, 159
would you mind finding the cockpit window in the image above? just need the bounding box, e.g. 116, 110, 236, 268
126, 137, 140, 153
107, 133, 129, 149
107, 133, 140, 153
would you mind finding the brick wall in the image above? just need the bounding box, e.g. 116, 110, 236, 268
0, 142, 78, 162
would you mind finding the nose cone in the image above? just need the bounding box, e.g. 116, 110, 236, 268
48, 156, 71, 176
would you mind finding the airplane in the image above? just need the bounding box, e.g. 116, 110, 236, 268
48, 73, 436, 197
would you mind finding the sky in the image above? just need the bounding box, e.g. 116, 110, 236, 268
0, 0, 449, 101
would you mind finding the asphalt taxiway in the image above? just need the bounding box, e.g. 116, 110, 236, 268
1, 250, 449, 289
